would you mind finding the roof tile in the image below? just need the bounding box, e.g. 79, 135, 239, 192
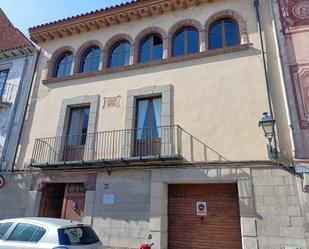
0, 8, 32, 53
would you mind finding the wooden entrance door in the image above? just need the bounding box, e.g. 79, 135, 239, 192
168, 184, 242, 249
38, 184, 65, 218
61, 183, 86, 221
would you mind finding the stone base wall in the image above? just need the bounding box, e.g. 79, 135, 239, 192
0, 172, 31, 219
91, 171, 151, 249
253, 168, 309, 249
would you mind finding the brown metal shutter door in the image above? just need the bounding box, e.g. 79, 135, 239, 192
168, 184, 242, 249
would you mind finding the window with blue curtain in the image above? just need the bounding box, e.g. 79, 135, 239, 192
80, 47, 100, 73
109, 41, 130, 68
172, 27, 199, 57
209, 19, 239, 50
139, 35, 163, 64
54, 52, 73, 77
136, 97, 162, 140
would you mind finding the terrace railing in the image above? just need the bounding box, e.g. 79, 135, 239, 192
31, 125, 228, 167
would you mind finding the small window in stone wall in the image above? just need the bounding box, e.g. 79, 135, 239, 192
139, 34, 163, 63
54, 52, 73, 77
80, 47, 101, 73
209, 19, 239, 50
172, 27, 199, 57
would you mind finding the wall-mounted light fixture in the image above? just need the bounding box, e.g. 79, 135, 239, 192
259, 112, 278, 159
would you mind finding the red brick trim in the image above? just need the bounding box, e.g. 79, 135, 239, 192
204, 10, 249, 50
44, 44, 249, 84
167, 18, 204, 57
73, 40, 104, 73
133, 26, 167, 63
47, 46, 75, 78
103, 33, 134, 68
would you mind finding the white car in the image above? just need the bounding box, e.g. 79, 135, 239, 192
0, 217, 103, 249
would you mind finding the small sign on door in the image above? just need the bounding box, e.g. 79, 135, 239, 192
196, 202, 207, 216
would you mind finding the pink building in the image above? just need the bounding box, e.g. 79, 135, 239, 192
275, 0, 309, 160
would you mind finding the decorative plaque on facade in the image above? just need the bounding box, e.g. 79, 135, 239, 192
290, 63, 309, 129
103, 95, 121, 109
278, 0, 309, 33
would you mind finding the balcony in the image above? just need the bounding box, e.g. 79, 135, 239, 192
31, 125, 228, 168
0, 83, 17, 109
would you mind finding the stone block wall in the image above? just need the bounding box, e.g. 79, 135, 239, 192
92, 170, 151, 249
0, 172, 31, 219
252, 168, 309, 249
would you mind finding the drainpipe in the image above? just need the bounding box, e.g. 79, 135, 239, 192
0, 52, 30, 171
269, 0, 296, 159
253, 0, 278, 158
12, 49, 41, 171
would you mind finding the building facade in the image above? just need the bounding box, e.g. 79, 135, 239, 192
0, 9, 39, 219
4, 1, 309, 249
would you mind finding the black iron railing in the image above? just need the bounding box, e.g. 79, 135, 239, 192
31, 125, 228, 166
0, 83, 17, 104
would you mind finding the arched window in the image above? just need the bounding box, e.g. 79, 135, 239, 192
172, 27, 199, 57
209, 19, 239, 50
109, 41, 130, 68
54, 52, 73, 77
80, 47, 100, 73
139, 34, 163, 63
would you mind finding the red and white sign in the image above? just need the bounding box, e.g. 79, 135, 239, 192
0, 175, 5, 189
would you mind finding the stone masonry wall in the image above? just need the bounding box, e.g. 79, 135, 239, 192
91, 170, 151, 249
252, 168, 309, 249
0, 172, 31, 220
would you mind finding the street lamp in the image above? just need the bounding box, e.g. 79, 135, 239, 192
259, 112, 277, 159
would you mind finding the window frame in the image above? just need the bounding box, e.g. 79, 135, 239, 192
209, 18, 240, 50
0, 69, 9, 98
172, 26, 199, 57
108, 40, 131, 68
53, 52, 73, 78
138, 34, 163, 63
79, 46, 101, 73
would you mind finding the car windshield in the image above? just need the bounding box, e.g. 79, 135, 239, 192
58, 226, 99, 245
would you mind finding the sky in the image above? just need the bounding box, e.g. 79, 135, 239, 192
0, 0, 128, 37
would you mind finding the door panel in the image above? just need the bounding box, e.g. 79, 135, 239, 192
168, 184, 242, 249
38, 184, 65, 218
61, 183, 86, 221
135, 97, 162, 156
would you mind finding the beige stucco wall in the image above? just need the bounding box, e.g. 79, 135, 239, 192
16, 0, 281, 168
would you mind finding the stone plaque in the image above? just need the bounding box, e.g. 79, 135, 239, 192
103, 95, 121, 109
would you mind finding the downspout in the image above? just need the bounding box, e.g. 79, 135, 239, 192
269, 0, 296, 159
253, 0, 278, 158
12, 49, 41, 171
0, 52, 30, 170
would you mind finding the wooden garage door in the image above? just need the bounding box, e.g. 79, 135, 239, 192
168, 184, 242, 249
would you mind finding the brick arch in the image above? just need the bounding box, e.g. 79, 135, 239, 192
167, 19, 204, 56
133, 26, 167, 63
204, 10, 249, 50
48, 46, 75, 78
103, 33, 134, 68
74, 40, 104, 73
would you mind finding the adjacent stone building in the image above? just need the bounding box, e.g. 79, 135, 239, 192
0, 1, 308, 249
